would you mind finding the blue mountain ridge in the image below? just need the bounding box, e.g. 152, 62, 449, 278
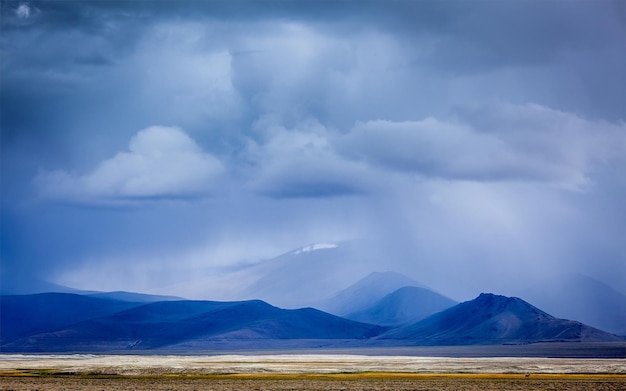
0, 293, 143, 344
87, 291, 183, 302
0, 295, 385, 352
1, 291, 621, 352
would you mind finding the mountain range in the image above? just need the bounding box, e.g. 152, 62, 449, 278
1, 243, 624, 353
1, 290, 620, 353
9, 242, 623, 336
147, 242, 625, 336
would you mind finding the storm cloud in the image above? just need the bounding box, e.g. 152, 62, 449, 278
1, 0, 625, 302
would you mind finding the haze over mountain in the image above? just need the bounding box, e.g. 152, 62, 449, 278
518, 274, 626, 336
4, 247, 624, 340
345, 286, 457, 326
3, 237, 624, 343
87, 291, 183, 303
152, 242, 389, 308
317, 271, 426, 315
124, 243, 626, 335
381, 293, 622, 345
0, 273, 83, 295
229, 242, 372, 308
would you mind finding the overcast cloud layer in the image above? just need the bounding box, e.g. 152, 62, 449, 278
1, 0, 625, 301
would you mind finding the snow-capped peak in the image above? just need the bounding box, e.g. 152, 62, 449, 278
292, 243, 338, 255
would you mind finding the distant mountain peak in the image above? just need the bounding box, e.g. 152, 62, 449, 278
361, 271, 423, 283
316, 270, 428, 315
473, 293, 551, 317
474, 292, 521, 306
345, 285, 457, 326
291, 243, 339, 255
344, 271, 426, 291
381, 293, 621, 344
477, 292, 516, 301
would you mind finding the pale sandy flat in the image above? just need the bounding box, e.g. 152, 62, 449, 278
1, 354, 624, 376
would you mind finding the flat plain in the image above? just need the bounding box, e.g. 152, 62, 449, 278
1, 353, 625, 390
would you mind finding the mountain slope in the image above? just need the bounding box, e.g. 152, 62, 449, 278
381, 293, 621, 345
233, 242, 365, 308
158, 242, 371, 308
346, 286, 457, 326
0, 293, 143, 344
152, 241, 398, 308
2, 299, 385, 352
317, 271, 426, 315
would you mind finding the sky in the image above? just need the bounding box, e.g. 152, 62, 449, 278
1, 0, 625, 301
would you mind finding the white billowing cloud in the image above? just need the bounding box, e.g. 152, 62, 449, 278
35, 126, 224, 202
337, 103, 626, 189
244, 118, 374, 197
16, 3, 31, 19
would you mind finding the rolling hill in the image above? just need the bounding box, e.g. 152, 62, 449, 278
0, 293, 143, 344
381, 293, 621, 345
1, 297, 385, 352
87, 291, 183, 302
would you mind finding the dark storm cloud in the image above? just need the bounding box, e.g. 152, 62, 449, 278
1, 0, 625, 300
425, 1, 624, 69
73, 54, 115, 66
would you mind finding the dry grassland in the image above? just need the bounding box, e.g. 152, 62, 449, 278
2, 373, 626, 391
1, 354, 624, 390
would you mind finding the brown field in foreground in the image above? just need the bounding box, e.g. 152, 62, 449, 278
1, 373, 626, 391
